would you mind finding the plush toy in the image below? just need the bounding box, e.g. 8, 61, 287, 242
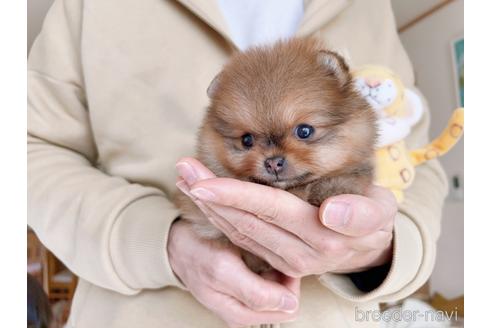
352, 65, 464, 202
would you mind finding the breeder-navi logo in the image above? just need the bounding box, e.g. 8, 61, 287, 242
355, 306, 458, 323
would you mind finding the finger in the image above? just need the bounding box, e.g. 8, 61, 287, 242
319, 185, 397, 237
176, 157, 216, 185
204, 199, 370, 270
176, 181, 308, 277
184, 180, 358, 272
180, 178, 390, 273
214, 257, 299, 313
193, 200, 308, 277
207, 291, 297, 328
204, 202, 319, 274
188, 177, 321, 237
204, 196, 393, 275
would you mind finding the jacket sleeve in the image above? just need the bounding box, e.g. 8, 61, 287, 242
318, 88, 448, 302
28, 0, 184, 295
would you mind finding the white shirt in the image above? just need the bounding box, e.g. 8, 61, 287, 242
217, 0, 304, 51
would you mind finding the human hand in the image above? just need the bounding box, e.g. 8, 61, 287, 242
167, 219, 300, 328
176, 157, 396, 278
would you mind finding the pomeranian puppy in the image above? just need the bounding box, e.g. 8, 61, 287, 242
175, 38, 376, 271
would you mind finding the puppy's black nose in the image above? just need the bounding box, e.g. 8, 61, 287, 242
264, 156, 286, 175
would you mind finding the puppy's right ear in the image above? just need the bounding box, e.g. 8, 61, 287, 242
207, 73, 221, 98
317, 50, 350, 86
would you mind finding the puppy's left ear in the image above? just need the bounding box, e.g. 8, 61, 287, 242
207, 73, 221, 98
318, 50, 350, 85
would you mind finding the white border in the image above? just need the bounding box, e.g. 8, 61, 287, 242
0, 0, 27, 327
465, 1, 492, 326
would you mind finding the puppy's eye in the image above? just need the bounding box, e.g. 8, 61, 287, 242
295, 124, 315, 139
241, 133, 254, 148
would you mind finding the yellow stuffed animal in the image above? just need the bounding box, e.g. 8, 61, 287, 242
352, 65, 464, 202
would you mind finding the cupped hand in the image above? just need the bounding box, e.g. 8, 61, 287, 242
176, 157, 397, 278
168, 219, 300, 328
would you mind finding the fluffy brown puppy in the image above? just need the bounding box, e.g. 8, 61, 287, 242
175, 38, 376, 271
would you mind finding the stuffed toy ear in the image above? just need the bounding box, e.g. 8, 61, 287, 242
317, 50, 350, 85
206, 73, 221, 98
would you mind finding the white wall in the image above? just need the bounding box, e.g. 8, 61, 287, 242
392, 0, 445, 29
399, 0, 464, 299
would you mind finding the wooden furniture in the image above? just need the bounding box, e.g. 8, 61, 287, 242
42, 249, 78, 301
27, 229, 44, 284
28, 228, 78, 301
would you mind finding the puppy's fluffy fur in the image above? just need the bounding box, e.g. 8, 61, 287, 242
175, 38, 376, 271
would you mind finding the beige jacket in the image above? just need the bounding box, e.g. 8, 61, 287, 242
27, 0, 447, 327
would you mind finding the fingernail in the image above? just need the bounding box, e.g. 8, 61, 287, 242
176, 162, 197, 185
322, 201, 350, 227
280, 294, 298, 313
190, 187, 216, 201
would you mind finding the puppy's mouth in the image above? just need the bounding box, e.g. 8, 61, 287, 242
248, 172, 312, 189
